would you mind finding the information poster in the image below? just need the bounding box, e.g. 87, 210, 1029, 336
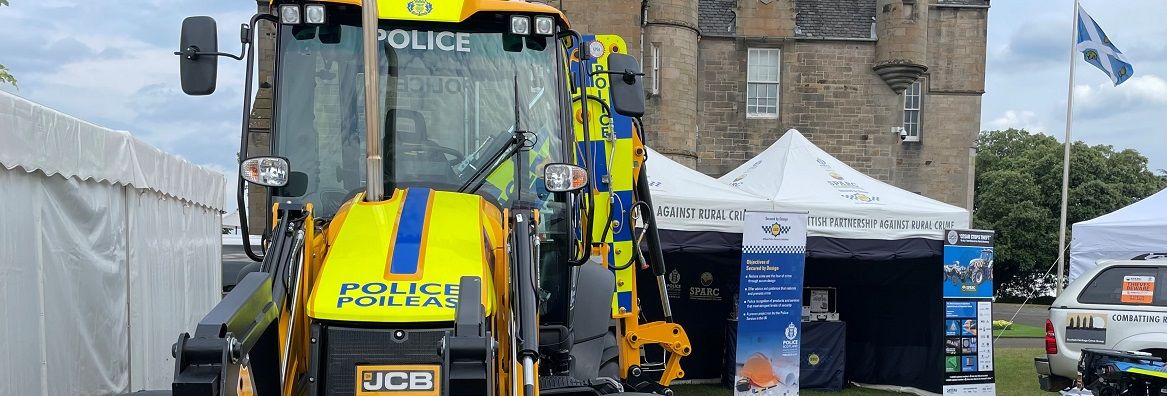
942, 229, 996, 395
734, 211, 807, 395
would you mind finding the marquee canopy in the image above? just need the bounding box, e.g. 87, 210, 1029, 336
1070, 187, 1167, 281
645, 147, 775, 234
717, 129, 969, 241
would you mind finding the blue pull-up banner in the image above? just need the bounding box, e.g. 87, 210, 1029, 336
734, 211, 807, 395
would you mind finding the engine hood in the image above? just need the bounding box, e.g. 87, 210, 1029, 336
308, 188, 501, 323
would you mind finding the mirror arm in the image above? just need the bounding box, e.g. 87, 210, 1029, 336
589, 69, 645, 85
174, 45, 245, 61
237, 13, 279, 262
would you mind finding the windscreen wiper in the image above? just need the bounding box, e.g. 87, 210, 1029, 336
458, 75, 530, 194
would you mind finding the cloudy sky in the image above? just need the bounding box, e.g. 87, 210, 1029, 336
1, 1, 1164, 212
983, 1, 1167, 173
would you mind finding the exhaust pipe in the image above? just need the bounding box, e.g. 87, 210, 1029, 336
361, 0, 385, 201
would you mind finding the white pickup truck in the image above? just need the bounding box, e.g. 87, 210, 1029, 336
1035, 260, 1167, 391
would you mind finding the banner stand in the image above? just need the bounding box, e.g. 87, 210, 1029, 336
942, 229, 997, 395
733, 211, 808, 395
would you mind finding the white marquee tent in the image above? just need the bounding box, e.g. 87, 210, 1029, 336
645, 129, 972, 393
645, 147, 775, 234
719, 129, 969, 242
1070, 187, 1167, 281
0, 91, 224, 395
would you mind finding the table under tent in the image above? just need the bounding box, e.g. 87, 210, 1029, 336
640, 130, 969, 394
1071, 187, 1167, 282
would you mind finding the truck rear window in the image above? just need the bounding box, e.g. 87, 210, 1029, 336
1077, 266, 1166, 306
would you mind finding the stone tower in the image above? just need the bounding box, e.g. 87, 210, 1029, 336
556, 0, 701, 168
642, 0, 701, 168
873, 0, 929, 93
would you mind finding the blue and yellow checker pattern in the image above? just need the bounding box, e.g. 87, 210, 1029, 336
569, 34, 640, 318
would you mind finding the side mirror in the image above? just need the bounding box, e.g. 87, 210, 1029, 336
606, 53, 646, 117
543, 163, 588, 193
240, 157, 290, 187
178, 16, 219, 95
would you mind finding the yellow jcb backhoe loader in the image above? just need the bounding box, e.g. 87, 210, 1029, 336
146, 1, 691, 395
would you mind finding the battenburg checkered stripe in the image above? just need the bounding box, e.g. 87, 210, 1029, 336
743, 245, 805, 254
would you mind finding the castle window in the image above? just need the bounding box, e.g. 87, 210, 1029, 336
747, 48, 780, 119
902, 78, 923, 142
650, 43, 661, 96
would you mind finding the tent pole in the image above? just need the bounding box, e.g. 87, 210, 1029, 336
1056, 0, 1080, 296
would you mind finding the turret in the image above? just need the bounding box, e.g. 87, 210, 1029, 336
873, 0, 929, 93
643, 0, 701, 167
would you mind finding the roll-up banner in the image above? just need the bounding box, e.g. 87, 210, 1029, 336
942, 229, 996, 395
734, 211, 807, 395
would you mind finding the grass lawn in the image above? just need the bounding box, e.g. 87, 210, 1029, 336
993, 323, 1045, 338
672, 347, 1045, 395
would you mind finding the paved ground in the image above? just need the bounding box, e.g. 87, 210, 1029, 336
993, 302, 1049, 328
992, 302, 1049, 348
222, 244, 255, 291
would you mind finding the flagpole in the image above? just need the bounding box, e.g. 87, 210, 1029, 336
1056, 0, 1080, 296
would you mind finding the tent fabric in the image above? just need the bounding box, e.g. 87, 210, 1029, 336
0, 92, 222, 395
645, 147, 776, 234
659, 229, 942, 260
1070, 187, 1167, 281
718, 129, 968, 241
0, 91, 225, 211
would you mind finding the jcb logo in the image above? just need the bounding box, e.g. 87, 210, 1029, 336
356, 365, 439, 395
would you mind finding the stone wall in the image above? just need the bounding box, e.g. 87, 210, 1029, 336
697, 38, 904, 183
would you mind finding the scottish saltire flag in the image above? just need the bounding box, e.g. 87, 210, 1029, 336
1076, 5, 1134, 85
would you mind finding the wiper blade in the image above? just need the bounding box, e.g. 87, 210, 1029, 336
458, 75, 529, 194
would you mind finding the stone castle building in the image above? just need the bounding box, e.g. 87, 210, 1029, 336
558, 0, 989, 209
245, 0, 988, 229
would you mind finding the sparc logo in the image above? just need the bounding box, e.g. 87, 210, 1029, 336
700, 272, 714, 287
357, 366, 438, 395
946, 230, 959, 245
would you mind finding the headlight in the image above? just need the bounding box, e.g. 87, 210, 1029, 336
304, 4, 326, 24
534, 15, 555, 36
241, 157, 290, 187
510, 15, 531, 35
543, 163, 588, 193
279, 4, 301, 25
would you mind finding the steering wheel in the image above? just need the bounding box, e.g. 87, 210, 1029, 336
414, 141, 465, 164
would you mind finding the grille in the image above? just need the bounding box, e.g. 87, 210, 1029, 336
322, 325, 448, 396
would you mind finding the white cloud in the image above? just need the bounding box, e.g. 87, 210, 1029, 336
989, 110, 1046, 133
1074, 74, 1167, 118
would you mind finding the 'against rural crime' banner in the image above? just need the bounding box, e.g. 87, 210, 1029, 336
734, 212, 806, 395
942, 229, 996, 395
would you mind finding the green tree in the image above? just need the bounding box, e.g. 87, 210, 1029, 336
0, 0, 14, 87
974, 129, 1167, 297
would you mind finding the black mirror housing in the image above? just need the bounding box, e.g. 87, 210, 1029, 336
179, 16, 219, 96
606, 53, 646, 118
280, 171, 310, 197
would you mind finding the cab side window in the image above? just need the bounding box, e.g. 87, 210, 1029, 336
1077, 266, 1166, 306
